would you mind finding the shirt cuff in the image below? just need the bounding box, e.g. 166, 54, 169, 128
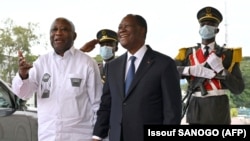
92, 135, 102, 140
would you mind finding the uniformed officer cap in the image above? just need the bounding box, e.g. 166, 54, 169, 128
96, 29, 118, 43
197, 6, 223, 24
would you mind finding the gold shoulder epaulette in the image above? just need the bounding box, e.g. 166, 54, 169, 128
229, 47, 242, 62
175, 47, 188, 61
227, 47, 242, 72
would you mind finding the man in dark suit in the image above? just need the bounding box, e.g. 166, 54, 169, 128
93, 14, 182, 141
175, 6, 245, 124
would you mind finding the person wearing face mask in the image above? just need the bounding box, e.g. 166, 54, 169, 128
97, 29, 118, 61
80, 29, 118, 82
175, 6, 245, 124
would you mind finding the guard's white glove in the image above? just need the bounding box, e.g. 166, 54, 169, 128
206, 53, 224, 73
189, 65, 216, 79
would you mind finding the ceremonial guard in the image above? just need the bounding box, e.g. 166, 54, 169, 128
81, 29, 118, 83
175, 6, 245, 124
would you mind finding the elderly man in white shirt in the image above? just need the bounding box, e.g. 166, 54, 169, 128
12, 17, 103, 141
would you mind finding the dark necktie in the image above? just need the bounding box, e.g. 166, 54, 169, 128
125, 56, 136, 95
204, 46, 210, 57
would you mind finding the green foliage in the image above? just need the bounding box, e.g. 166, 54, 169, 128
230, 108, 238, 117
0, 18, 45, 83
94, 55, 103, 64
229, 57, 250, 108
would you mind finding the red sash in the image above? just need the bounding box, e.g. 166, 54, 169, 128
189, 48, 222, 91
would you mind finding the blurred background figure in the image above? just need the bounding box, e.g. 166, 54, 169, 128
80, 29, 118, 82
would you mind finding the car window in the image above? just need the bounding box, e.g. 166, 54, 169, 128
0, 80, 16, 116
0, 86, 12, 108
0, 79, 38, 141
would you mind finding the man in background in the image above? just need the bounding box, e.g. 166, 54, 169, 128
80, 29, 118, 82
175, 6, 245, 124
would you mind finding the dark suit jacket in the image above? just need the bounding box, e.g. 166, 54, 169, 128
93, 45, 182, 141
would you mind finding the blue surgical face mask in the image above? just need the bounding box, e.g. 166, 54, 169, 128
199, 25, 217, 39
100, 46, 114, 60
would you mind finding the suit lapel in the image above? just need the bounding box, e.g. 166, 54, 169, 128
125, 46, 155, 98
115, 53, 127, 99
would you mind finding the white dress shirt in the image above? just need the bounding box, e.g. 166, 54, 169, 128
125, 45, 147, 79
201, 42, 215, 55
12, 46, 103, 141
